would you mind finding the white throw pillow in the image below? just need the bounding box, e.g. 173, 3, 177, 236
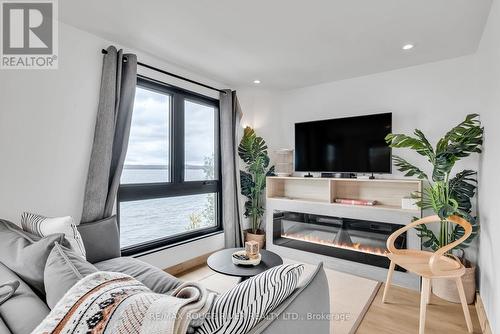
21, 212, 86, 258
196, 263, 304, 334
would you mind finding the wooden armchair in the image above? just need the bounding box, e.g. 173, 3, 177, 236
382, 215, 473, 334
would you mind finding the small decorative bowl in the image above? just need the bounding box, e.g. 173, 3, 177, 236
231, 250, 261, 266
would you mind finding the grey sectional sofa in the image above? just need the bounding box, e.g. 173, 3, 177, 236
0, 217, 330, 334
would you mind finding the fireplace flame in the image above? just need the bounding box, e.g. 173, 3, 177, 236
281, 232, 388, 257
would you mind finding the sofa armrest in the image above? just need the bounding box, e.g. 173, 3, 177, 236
247, 262, 330, 334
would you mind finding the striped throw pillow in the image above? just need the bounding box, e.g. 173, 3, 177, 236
196, 263, 304, 334
21, 212, 86, 258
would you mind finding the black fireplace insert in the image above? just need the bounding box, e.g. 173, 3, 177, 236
273, 211, 407, 271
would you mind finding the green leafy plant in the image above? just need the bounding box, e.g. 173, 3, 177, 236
186, 212, 202, 231
202, 155, 215, 224
238, 127, 275, 234
385, 114, 483, 255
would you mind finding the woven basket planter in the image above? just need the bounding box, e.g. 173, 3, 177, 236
432, 266, 476, 304
244, 229, 266, 250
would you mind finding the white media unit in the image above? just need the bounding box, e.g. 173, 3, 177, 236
265, 176, 423, 290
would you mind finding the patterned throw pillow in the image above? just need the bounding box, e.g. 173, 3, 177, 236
21, 212, 86, 258
196, 263, 304, 334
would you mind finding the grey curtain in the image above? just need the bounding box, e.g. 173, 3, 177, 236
81, 46, 137, 223
220, 89, 244, 248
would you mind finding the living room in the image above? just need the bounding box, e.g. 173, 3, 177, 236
0, 1, 498, 333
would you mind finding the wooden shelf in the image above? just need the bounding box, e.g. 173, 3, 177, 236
267, 197, 420, 214
266, 176, 423, 290
267, 176, 421, 183
267, 176, 422, 211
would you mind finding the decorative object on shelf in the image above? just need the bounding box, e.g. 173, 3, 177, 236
275, 149, 293, 176
231, 250, 262, 266
334, 198, 377, 206
401, 196, 419, 210
386, 113, 483, 304
245, 240, 260, 259
266, 176, 421, 215
238, 127, 276, 249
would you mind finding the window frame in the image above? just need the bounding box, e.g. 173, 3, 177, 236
118, 75, 223, 256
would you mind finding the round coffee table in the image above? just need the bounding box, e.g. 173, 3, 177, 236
207, 248, 283, 281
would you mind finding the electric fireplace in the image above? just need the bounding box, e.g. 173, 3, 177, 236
273, 211, 407, 271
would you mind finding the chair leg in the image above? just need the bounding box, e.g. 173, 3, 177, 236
456, 277, 473, 333
426, 280, 432, 305
382, 261, 395, 303
419, 278, 430, 334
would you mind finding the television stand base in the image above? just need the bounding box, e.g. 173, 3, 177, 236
304, 172, 314, 178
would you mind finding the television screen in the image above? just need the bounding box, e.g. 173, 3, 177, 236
294, 113, 392, 173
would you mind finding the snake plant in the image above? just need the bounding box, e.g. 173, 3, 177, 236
238, 127, 275, 234
385, 114, 483, 253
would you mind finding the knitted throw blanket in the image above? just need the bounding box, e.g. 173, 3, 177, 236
32, 272, 216, 334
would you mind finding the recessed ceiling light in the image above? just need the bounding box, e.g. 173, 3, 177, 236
402, 44, 415, 50
253, 80, 261, 84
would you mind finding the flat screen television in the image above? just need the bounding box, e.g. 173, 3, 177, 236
294, 113, 392, 173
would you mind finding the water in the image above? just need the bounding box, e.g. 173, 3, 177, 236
119, 168, 216, 248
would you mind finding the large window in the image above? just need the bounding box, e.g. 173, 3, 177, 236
119, 76, 221, 255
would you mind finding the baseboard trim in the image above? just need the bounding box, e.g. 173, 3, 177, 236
475, 293, 493, 334
164, 250, 219, 277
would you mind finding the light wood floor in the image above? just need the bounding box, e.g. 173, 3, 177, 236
175, 265, 482, 334
357, 283, 481, 334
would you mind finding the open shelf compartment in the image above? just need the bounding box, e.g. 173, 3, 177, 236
267, 176, 421, 211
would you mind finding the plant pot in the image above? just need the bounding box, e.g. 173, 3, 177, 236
244, 229, 265, 250
432, 266, 476, 304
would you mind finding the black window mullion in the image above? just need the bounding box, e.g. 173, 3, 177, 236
118, 75, 223, 256
119, 182, 219, 202
172, 93, 185, 184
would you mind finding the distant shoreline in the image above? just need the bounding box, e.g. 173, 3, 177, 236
124, 164, 206, 170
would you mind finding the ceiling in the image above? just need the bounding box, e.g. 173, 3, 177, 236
60, 0, 492, 90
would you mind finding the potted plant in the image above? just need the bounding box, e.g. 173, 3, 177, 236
385, 114, 483, 304
238, 127, 275, 249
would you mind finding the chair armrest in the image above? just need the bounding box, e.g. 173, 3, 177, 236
429, 215, 472, 276
386, 215, 441, 254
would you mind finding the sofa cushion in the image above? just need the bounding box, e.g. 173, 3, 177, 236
44, 243, 98, 309
77, 216, 120, 263
94, 257, 181, 293
0, 262, 50, 334
21, 212, 86, 258
196, 263, 304, 334
0, 219, 70, 295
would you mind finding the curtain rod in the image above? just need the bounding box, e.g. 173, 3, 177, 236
101, 49, 226, 94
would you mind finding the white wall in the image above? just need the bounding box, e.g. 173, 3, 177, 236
238, 55, 480, 179
238, 54, 483, 266
475, 0, 500, 332
238, 8, 500, 330
0, 22, 225, 268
